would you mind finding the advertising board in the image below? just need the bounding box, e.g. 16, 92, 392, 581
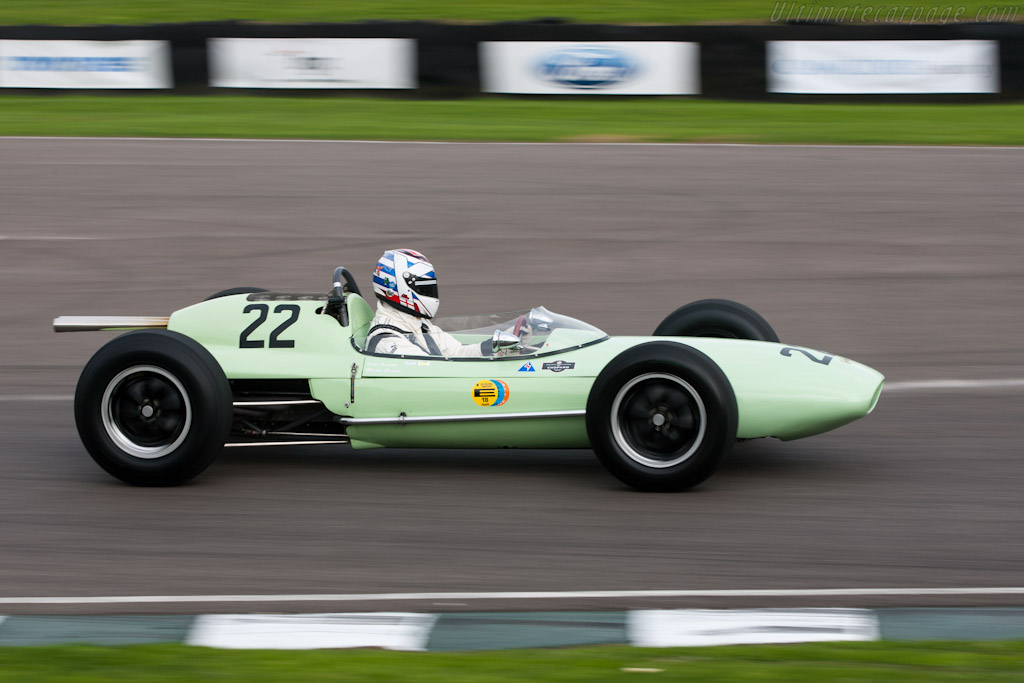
480, 42, 700, 95
0, 40, 172, 89
209, 38, 416, 89
767, 40, 999, 94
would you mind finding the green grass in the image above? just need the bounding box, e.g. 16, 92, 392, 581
0, 0, 1020, 25
0, 95, 1022, 146
1, 642, 1023, 681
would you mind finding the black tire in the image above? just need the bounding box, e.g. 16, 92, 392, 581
74, 330, 233, 486
586, 342, 737, 492
205, 287, 268, 301
653, 299, 779, 342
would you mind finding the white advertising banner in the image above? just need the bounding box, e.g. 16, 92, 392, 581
209, 38, 416, 89
767, 40, 999, 94
0, 40, 171, 89
481, 41, 700, 95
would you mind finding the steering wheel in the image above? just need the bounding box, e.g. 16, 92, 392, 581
326, 267, 362, 326
498, 316, 537, 355
331, 266, 361, 299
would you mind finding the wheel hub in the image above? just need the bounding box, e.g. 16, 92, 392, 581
609, 373, 707, 469
101, 365, 192, 459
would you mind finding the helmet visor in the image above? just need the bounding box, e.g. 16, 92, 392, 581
409, 277, 438, 300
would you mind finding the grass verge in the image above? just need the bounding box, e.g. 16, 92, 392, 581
3, 0, 1014, 26
0, 95, 1023, 146
1, 642, 1023, 682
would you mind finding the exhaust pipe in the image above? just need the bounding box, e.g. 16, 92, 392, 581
53, 316, 170, 333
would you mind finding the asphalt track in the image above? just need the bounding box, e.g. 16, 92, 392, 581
1, 138, 1023, 615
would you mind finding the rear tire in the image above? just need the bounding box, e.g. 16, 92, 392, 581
74, 330, 232, 486
653, 299, 779, 342
206, 287, 268, 300
586, 342, 737, 492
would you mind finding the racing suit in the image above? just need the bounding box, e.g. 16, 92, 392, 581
365, 302, 489, 357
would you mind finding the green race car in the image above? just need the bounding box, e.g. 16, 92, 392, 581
55, 267, 883, 491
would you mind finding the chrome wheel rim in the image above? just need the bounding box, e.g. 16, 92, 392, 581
101, 365, 192, 459
610, 372, 706, 469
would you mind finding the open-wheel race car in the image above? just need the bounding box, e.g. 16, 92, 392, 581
54, 266, 883, 491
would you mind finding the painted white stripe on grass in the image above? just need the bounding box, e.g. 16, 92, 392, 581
2, 136, 1024, 151
185, 613, 437, 651
3, 587, 1024, 606
629, 609, 879, 647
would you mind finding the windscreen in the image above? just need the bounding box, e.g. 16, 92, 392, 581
435, 306, 607, 355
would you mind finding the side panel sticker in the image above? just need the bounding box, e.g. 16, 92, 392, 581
472, 379, 510, 407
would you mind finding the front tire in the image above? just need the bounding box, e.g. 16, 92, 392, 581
653, 299, 779, 342
586, 342, 737, 492
74, 330, 232, 486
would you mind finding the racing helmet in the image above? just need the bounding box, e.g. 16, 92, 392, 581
372, 249, 439, 318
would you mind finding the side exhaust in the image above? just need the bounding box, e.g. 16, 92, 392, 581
53, 316, 170, 333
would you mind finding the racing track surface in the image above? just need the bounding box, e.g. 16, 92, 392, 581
1, 138, 1023, 614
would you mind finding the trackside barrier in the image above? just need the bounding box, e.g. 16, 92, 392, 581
0, 21, 1022, 99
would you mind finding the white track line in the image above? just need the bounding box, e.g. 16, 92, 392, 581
2, 587, 1024, 606
884, 378, 1024, 392
5, 379, 1024, 403
1, 136, 1023, 151
0, 394, 73, 402
0, 235, 102, 241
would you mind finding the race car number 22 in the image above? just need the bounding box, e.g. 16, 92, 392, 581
239, 304, 299, 349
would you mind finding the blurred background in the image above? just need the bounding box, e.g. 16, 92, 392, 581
1, 0, 1023, 671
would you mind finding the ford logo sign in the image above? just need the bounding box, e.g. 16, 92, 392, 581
536, 47, 638, 89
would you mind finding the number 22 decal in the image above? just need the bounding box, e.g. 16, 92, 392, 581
239, 304, 299, 349
780, 347, 833, 366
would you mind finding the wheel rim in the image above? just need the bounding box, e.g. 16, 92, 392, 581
609, 372, 706, 469
101, 365, 192, 459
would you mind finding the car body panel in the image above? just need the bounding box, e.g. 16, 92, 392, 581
163, 292, 884, 449
346, 417, 590, 451
168, 297, 348, 381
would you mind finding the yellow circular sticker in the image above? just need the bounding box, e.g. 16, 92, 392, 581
472, 379, 509, 407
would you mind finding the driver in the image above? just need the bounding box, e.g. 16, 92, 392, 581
366, 249, 515, 357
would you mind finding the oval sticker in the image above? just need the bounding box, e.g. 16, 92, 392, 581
472, 379, 509, 407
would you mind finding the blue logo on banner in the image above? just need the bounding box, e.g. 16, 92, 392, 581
5, 56, 146, 73
536, 47, 638, 89
518, 362, 536, 372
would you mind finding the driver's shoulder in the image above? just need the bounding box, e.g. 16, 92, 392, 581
367, 315, 410, 334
